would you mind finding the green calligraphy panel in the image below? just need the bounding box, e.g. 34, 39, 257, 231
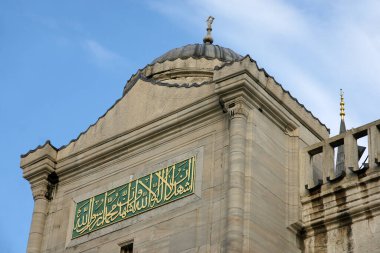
72, 156, 195, 238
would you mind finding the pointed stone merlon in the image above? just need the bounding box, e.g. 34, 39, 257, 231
303, 145, 323, 191
344, 122, 380, 173
20, 140, 57, 253
344, 132, 359, 172
369, 124, 380, 167
323, 142, 335, 181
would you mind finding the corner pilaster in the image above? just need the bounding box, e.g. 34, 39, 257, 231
21, 141, 57, 253
223, 98, 250, 252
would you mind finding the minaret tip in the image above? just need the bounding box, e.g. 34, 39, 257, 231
340, 89, 345, 120
203, 16, 215, 44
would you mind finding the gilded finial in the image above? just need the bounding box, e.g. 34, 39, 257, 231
203, 16, 215, 44
340, 89, 345, 120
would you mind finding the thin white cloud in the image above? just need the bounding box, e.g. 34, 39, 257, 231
83, 39, 119, 61
82, 39, 126, 68
147, 0, 380, 135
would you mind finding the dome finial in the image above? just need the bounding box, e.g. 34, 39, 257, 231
203, 16, 215, 44
340, 89, 345, 120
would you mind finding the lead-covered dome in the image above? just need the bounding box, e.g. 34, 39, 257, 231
151, 44, 242, 64
124, 18, 244, 91
130, 43, 243, 87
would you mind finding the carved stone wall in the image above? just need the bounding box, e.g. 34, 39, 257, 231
21, 49, 330, 253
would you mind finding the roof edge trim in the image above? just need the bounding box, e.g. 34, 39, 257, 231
21, 140, 58, 159
215, 54, 330, 134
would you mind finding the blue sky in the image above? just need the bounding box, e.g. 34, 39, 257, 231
1, 1, 379, 252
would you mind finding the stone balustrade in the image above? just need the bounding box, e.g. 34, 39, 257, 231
303, 119, 380, 193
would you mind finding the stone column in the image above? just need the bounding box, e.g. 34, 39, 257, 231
225, 100, 248, 252
27, 180, 50, 253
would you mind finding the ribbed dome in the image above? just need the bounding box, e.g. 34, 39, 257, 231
151, 44, 242, 64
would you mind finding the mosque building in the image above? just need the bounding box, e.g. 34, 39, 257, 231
21, 17, 380, 253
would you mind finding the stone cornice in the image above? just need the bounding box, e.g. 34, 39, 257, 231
215, 70, 300, 134
21, 140, 57, 168
22, 158, 56, 184
21, 141, 57, 188
214, 56, 329, 140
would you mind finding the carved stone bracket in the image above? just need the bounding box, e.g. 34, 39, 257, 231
225, 99, 250, 120
31, 181, 50, 201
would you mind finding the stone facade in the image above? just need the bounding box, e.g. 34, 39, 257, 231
21, 41, 379, 253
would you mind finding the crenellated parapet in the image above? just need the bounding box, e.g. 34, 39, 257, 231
302, 119, 380, 192
301, 119, 380, 252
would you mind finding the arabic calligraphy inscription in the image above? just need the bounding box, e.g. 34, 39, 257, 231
72, 156, 195, 238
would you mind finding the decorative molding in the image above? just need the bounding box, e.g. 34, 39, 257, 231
213, 55, 329, 140
31, 182, 49, 201
216, 75, 300, 135
21, 140, 57, 159
226, 99, 249, 119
